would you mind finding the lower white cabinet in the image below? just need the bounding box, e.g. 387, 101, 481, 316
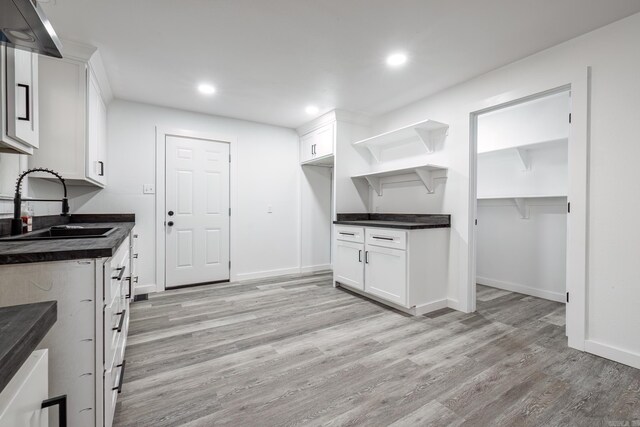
334, 225, 449, 315
0, 230, 136, 427
0, 350, 49, 427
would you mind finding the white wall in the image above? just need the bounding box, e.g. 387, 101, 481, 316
476, 199, 567, 302
299, 165, 332, 271
70, 100, 300, 289
366, 13, 640, 366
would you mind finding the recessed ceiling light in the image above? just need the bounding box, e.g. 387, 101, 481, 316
305, 105, 319, 115
197, 83, 216, 95
386, 52, 408, 67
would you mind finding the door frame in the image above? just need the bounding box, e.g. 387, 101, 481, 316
155, 127, 238, 292
467, 67, 590, 351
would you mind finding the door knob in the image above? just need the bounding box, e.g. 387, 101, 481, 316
168, 211, 174, 216
167, 221, 174, 227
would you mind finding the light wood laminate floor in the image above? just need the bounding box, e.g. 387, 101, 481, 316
114, 272, 640, 427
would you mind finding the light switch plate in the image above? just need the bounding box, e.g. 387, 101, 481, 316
143, 184, 155, 194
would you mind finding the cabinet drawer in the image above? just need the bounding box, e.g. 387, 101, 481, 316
365, 228, 407, 250
104, 303, 126, 371
335, 226, 364, 243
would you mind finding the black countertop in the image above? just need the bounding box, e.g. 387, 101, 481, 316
333, 213, 451, 230
0, 301, 57, 393
0, 214, 135, 265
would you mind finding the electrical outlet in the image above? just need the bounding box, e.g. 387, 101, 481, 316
143, 184, 155, 194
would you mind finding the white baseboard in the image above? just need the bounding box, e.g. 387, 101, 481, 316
476, 276, 565, 303
414, 299, 448, 315
585, 339, 640, 370
133, 283, 157, 295
447, 298, 462, 311
300, 264, 332, 274
235, 267, 302, 282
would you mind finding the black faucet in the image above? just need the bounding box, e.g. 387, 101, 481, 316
11, 168, 69, 236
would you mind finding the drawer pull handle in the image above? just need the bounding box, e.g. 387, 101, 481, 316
42, 394, 67, 427
365, 251, 369, 264
113, 360, 126, 393
113, 310, 126, 332
373, 236, 394, 241
339, 232, 355, 236
358, 250, 362, 263
112, 266, 126, 281
126, 277, 132, 299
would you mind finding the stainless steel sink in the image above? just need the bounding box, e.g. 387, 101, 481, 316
1, 226, 116, 241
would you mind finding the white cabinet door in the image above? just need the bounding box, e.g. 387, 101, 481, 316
335, 240, 364, 290
33, 56, 87, 180
300, 131, 315, 163
365, 244, 407, 306
87, 71, 107, 185
0, 349, 48, 427
6, 48, 39, 149
313, 122, 334, 158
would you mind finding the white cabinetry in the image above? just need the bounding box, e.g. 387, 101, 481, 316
0, 350, 48, 427
334, 225, 449, 315
300, 122, 334, 166
0, 46, 39, 154
30, 43, 110, 187
0, 231, 134, 427
365, 244, 407, 306
334, 226, 365, 290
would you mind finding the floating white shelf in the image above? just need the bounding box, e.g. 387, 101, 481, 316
477, 194, 567, 219
353, 119, 449, 162
352, 164, 448, 196
478, 137, 567, 171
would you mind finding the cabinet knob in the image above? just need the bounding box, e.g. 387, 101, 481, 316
167, 221, 174, 227
168, 210, 174, 216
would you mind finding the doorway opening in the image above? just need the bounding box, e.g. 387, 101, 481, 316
473, 88, 571, 334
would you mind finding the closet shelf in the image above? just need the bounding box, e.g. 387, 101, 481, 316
478, 137, 567, 171
477, 194, 567, 200
352, 164, 448, 196
353, 119, 448, 162
478, 194, 567, 219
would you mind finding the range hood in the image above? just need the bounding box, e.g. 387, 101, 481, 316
0, 0, 62, 58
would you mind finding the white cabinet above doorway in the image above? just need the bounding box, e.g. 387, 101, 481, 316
300, 122, 335, 166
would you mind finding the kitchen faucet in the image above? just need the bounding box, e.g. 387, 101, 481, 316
11, 168, 69, 236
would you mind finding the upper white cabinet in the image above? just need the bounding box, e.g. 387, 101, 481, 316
300, 122, 334, 166
0, 46, 39, 154
30, 42, 111, 187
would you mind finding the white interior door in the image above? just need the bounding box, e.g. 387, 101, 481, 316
165, 135, 230, 288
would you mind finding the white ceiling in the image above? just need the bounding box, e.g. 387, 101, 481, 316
41, 0, 640, 129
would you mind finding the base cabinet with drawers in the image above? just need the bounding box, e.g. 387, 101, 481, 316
0, 229, 137, 427
334, 225, 449, 315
